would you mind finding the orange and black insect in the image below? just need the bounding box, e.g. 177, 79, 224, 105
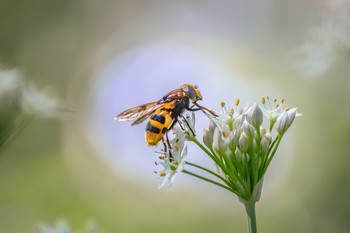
115, 84, 214, 147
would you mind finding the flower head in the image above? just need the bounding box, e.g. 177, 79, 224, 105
201, 98, 301, 202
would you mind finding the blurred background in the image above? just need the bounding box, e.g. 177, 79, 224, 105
1, 0, 350, 232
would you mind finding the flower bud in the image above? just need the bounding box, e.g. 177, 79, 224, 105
208, 120, 217, 133
244, 153, 250, 163
276, 108, 297, 135
243, 119, 255, 138
213, 128, 229, 153
252, 139, 257, 152
260, 136, 270, 154
233, 114, 244, 128
235, 148, 243, 162
249, 103, 263, 128
239, 132, 249, 153
226, 149, 235, 163
228, 130, 237, 151
264, 132, 272, 144
203, 129, 213, 149
259, 125, 266, 135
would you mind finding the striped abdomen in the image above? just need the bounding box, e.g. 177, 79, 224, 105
145, 108, 174, 146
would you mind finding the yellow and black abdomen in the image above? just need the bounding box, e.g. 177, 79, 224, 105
145, 108, 174, 146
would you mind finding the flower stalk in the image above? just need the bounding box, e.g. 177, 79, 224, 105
245, 202, 257, 233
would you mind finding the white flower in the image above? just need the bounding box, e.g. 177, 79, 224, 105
21, 85, 68, 118
212, 126, 230, 153
260, 96, 284, 125
0, 70, 22, 95
157, 145, 187, 189
157, 126, 188, 189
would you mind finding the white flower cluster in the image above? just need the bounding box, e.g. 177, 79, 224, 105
202, 98, 301, 200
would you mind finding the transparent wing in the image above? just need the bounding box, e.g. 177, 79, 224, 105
115, 102, 158, 125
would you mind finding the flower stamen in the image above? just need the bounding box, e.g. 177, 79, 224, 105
235, 99, 240, 106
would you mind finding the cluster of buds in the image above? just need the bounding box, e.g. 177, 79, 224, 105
202, 98, 300, 202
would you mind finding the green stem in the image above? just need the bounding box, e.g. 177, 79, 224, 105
244, 202, 258, 233
185, 161, 231, 186
191, 138, 232, 182
0, 116, 34, 154
261, 135, 283, 176
182, 169, 236, 194
258, 136, 279, 178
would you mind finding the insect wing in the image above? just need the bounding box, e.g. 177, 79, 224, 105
115, 102, 158, 122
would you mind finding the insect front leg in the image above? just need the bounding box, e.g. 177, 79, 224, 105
190, 103, 218, 117
181, 115, 196, 137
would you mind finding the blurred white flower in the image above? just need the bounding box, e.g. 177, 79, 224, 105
37, 221, 100, 233
0, 69, 22, 95
21, 85, 68, 118
293, 0, 350, 77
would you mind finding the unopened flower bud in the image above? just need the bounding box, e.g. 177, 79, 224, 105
226, 149, 234, 163
276, 108, 297, 135
228, 130, 237, 151
213, 128, 229, 153
260, 136, 270, 154
264, 132, 272, 144
252, 139, 257, 152
208, 120, 217, 133
239, 132, 249, 153
203, 129, 213, 149
235, 148, 243, 162
233, 114, 244, 128
243, 120, 255, 138
249, 103, 263, 128
259, 125, 266, 135
244, 153, 250, 163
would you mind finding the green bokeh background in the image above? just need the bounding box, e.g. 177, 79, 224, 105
1, 0, 350, 232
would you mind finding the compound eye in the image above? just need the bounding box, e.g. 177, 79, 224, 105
182, 85, 197, 100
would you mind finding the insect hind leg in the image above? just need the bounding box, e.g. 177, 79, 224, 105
161, 137, 167, 153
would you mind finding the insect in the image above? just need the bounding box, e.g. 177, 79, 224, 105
115, 84, 215, 147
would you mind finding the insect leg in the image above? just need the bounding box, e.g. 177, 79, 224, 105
187, 108, 201, 111
165, 133, 173, 160
177, 120, 185, 130
191, 103, 218, 117
161, 137, 167, 153
182, 115, 196, 137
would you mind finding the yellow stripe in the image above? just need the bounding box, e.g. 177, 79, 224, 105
149, 119, 164, 129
